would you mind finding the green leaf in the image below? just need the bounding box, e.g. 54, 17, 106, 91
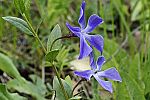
56, 46, 69, 69
53, 76, 72, 100
0, 53, 22, 80
29, 74, 47, 95
65, 75, 72, 89
2, 16, 33, 35
91, 78, 101, 100
24, 0, 31, 11
47, 24, 62, 52
121, 71, 145, 100
0, 84, 26, 100
143, 47, 150, 95
128, 53, 143, 88
7, 78, 46, 100
115, 79, 130, 100
45, 50, 59, 63
14, 0, 25, 14
56, 46, 69, 62
47, 0, 72, 26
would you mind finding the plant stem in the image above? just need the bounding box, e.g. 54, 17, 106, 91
22, 14, 47, 83
22, 14, 69, 99
49, 33, 77, 99
22, 14, 47, 53
52, 64, 69, 100
35, 34, 47, 53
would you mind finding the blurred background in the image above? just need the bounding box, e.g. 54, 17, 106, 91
0, 0, 150, 99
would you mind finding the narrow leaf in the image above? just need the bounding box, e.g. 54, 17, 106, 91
53, 76, 72, 100
2, 16, 33, 35
0, 84, 26, 100
121, 71, 145, 100
24, 0, 31, 11
14, 0, 25, 14
0, 53, 21, 80
7, 78, 46, 100
47, 24, 62, 52
45, 50, 59, 63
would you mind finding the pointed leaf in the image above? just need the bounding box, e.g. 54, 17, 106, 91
7, 78, 46, 100
47, 24, 62, 52
14, 0, 25, 14
143, 46, 150, 94
24, 0, 31, 11
65, 75, 72, 89
2, 16, 33, 35
45, 50, 59, 63
53, 76, 72, 100
0, 84, 26, 100
0, 53, 21, 80
121, 71, 145, 100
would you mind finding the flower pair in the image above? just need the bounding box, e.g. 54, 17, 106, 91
66, 0, 122, 93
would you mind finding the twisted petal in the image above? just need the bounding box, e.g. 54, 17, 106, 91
97, 68, 122, 82
78, 0, 86, 29
66, 22, 81, 37
89, 52, 96, 70
97, 56, 105, 71
74, 70, 93, 80
78, 35, 92, 59
93, 74, 113, 93
85, 35, 104, 54
82, 14, 103, 33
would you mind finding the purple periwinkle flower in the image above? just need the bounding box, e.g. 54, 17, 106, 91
74, 52, 122, 93
66, 1, 104, 59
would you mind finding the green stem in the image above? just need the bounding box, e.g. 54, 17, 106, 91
22, 14, 69, 99
22, 14, 47, 53
35, 34, 47, 53
22, 14, 46, 83
52, 64, 69, 100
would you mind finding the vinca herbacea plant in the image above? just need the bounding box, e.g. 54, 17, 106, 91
1, 0, 138, 100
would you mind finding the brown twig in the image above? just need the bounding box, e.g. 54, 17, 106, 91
72, 78, 86, 95
50, 33, 77, 51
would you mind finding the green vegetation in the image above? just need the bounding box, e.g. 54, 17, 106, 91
0, 0, 150, 99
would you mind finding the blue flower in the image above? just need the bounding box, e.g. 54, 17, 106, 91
74, 52, 122, 93
66, 1, 104, 59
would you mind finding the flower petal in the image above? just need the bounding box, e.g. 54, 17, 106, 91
78, 35, 92, 59
82, 14, 103, 33
89, 52, 96, 70
85, 35, 104, 54
66, 22, 81, 37
78, 0, 86, 29
74, 70, 93, 80
97, 67, 122, 82
97, 56, 105, 71
93, 74, 113, 93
